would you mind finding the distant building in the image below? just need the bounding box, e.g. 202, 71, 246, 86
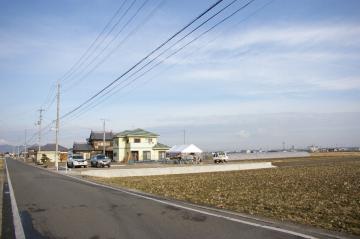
72, 142, 93, 160
72, 131, 114, 159
35, 144, 68, 163
113, 128, 169, 162
27, 145, 38, 162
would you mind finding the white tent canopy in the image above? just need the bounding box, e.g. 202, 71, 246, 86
167, 144, 203, 154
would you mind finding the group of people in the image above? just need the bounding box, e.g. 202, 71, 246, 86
178, 153, 202, 164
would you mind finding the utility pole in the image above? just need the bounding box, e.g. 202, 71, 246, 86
24, 129, 27, 162
183, 129, 186, 145
100, 119, 108, 155
55, 83, 60, 171
37, 108, 45, 162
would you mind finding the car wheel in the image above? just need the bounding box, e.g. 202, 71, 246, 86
108, 165, 111, 168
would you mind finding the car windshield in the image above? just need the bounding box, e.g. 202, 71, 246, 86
73, 155, 84, 160
97, 155, 106, 159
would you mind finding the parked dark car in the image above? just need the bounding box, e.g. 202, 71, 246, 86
90, 154, 111, 168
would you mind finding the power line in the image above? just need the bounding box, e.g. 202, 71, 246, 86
62, 0, 139, 88
38, 0, 131, 117
93, 0, 241, 99
63, 0, 151, 92
61, 0, 166, 122
59, 0, 130, 85
60, 0, 273, 124
25, 0, 264, 145
63, 0, 256, 122
60, 0, 225, 120
41, 83, 56, 110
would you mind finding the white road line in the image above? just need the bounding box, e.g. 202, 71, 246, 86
5, 159, 26, 239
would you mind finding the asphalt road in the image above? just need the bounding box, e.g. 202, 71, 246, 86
6, 158, 323, 239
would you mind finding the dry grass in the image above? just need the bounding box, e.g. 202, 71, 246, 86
310, 152, 360, 157
90, 156, 360, 235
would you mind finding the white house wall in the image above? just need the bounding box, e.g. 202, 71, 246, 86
113, 136, 161, 162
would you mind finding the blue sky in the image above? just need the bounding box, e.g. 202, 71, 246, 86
0, 0, 359, 151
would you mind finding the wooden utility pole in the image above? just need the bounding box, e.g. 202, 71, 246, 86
55, 83, 60, 171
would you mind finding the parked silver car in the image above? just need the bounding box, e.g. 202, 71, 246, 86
67, 154, 88, 168
90, 154, 111, 168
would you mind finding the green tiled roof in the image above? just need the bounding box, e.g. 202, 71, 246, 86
153, 142, 170, 149
115, 128, 159, 137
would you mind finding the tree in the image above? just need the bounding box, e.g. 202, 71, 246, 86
40, 154, 49, 166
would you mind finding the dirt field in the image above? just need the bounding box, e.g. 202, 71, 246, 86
310, 152, 360, 157
90, 155, 360, 235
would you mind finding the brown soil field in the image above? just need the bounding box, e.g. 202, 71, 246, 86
90, 156, 360, 236
310, 152, 360, 157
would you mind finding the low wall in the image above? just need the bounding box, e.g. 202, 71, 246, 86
81, 162, 275, 178
228, 151, 310, 161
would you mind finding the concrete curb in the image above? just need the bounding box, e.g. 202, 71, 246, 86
80, 162, 275, 177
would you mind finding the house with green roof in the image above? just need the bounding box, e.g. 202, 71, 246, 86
113, 128, 170, 162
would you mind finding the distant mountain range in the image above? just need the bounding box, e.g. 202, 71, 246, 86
0, 144, 14, 153
0, 144, 38, 153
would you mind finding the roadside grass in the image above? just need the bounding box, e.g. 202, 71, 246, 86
90, 156, 360, 236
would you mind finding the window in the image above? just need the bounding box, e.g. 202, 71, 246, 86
113, 153, 117, 157
148, 138, 153, 143
134, 138, 141, 143
143, 151, 151, 160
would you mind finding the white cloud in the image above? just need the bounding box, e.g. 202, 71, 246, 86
161, 23, 360, 95
0, 139, 9, 145
311, 77, 360, 91
214, 24, 360, 50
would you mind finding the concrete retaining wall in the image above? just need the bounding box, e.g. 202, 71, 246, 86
228, 151, 310, 161
81, 162, 275, 178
